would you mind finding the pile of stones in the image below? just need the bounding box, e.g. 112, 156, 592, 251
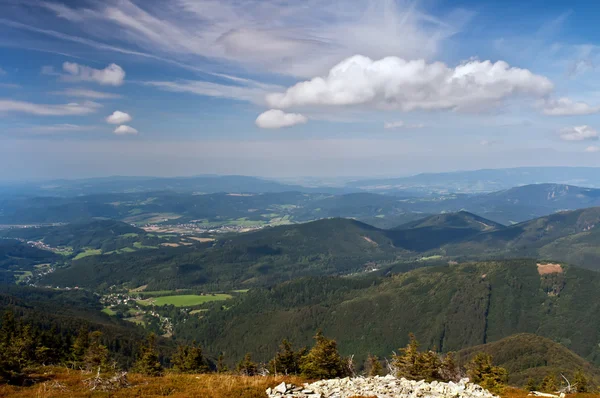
266, 375, 499, 398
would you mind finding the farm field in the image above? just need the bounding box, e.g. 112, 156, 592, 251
137, 294, 233, 307
73, 248, 102, 260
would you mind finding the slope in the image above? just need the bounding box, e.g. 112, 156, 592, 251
189, 260, 600, 368
456, 334, 600, 387
41, 218, 402, 290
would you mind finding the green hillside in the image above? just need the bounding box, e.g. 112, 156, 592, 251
188, 260, 600, 367
42, 218, 401, 290
456, 333, 600, 387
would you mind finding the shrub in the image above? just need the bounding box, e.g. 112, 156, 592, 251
236, 353, 258, 376
171, 341, 211, 374
132, 334, 163, 376
300, 330, 348, 379
465, 353, 507, 393
268, 339, 307, 376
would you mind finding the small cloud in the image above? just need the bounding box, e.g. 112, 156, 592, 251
568, 59, 594, 78
384, 121, 425, 129
41, 65, 58, 76
62, 62, 125, 86
543, 98, 600, 116
585, 146, 600, 153
0, 67, 6, 75
106, 111, 132, 124
53, 88, 121, 99
113, 125, 138, 135
0, 83, 20, 89
255, 109, 308, 129
559, 125, 599, 141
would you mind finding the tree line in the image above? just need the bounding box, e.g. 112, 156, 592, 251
0, 311, 591, 394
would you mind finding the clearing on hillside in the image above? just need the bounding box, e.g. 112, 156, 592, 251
537, 263, 563, 275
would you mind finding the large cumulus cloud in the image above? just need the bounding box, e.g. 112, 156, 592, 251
266, 55, 554, 112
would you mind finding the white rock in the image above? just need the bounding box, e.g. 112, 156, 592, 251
274, 381, 287, 394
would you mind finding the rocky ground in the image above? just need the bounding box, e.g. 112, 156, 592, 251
266, 375, 499, 398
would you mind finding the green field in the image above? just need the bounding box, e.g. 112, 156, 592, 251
137, 294, 233, 307
14, 271, 32, 284
133, 241, 159, 250
73, 248, 102, 260
120, 232, 139, 238
101, 307, 116, 316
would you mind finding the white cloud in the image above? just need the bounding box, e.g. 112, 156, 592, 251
37, 0, 470, 77
384, 121, 425, 129
23, 124, 99, 134
585, 146, 600, 153
62, 62, 125, 86
559, 125, 599, 141
255, 109, 308, 129
542, 97, 600, 116
266, 56, 554, 112
144, 80, 282, 104
53, 88, 121, 99
0, 100, 101, 116
113, 125, 138, 135
106, 111, 132, 124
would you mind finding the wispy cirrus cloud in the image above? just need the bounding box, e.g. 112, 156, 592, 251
144, 80, 283, 104
31, 0, 471, 77
384, 121, 425, 129
0, 99, 101, 116
17, 124, 100, 135
52, 88, 122, 99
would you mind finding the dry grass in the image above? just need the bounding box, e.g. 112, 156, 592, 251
0, 368, 304, 398
2, 369, 600, 398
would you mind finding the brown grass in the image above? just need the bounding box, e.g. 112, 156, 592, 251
537, 263, 563, 275
2, 369, 599, 398
0, 368, 304, 398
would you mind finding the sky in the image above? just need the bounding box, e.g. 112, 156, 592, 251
2, 0, 600, 180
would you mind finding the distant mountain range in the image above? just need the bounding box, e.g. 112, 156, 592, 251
5, 167, 600, 197
3, 182, 600, 226
345, 167, 600, 193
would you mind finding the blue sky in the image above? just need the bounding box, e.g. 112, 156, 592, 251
2, 0, 600, 180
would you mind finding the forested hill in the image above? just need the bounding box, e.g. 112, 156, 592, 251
189, 260, 600, 367
39, 207, 600, 291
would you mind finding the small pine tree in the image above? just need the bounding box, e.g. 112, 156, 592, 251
300, 330, 348, 379
217, 353, 228, 373
268, 339, 306, 375
82, 331, 110, 372
540, 374, 558, 393
171, 342, 210, 373
465, 353, 507, 393
392, 333, 421, 380
132, 333, 163, 376
71, 327, 89, 365
525, 377, 538, 392
366, 354, 384, 377
439, 352, 460, 382
574, 370, 589, 393
236, 353, 258, 376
